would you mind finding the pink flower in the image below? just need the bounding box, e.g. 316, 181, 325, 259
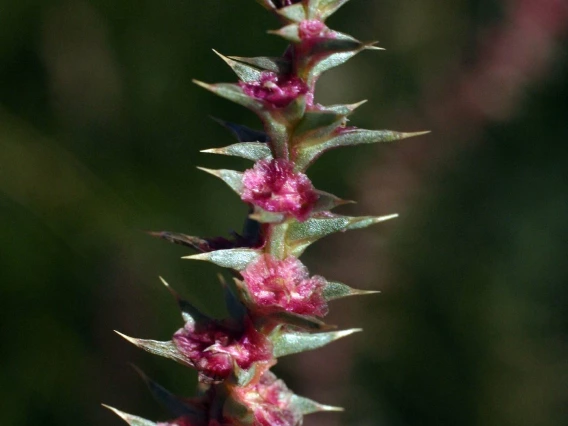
240, 72, 308, 108
242, 255, 328, 317
241, 159, 318, 221
299, 20, 327, 39
233, 371, 301, 426
173, 319, 272, 383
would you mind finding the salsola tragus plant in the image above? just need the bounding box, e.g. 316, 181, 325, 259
105, 1, 426, 425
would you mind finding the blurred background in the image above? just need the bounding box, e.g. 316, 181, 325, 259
1, 1, 567, 425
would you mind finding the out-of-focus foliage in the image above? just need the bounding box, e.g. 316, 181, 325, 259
0, 1, 566, 426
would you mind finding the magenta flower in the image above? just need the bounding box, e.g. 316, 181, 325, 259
242, 254, 328, 317
299, 20, 327, 40
173, 319, 273, 383
240, 72, 308, 108
241, 159, 318, 221
233, 371, 301, 426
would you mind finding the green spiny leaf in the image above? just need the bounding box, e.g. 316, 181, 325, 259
201, 142, 273, 162
309, 31, 362, 54
183, 248, 261, 271
316, 0, 351, 21
346, 214, 398, 230
276, 3, 307, 22
115, 332, 191, 366
159, 277, 211, 324
296, 129, 429, 171
213, 50, 263, 83
147, 231, 212, 252
285, 213, 398, 257
271, 328, 361, 357
264, 311, 330, 331
323, 99, 367, 115
294, 110, 344, 139
102, 405, 157, 426
289, 395, 344, 414
307, 42, 381, 85
309, 50, 361, 84
268, 24, 301, 43
228, 55, 292, 74
197, 167, 244, 195
193, 80, 263, 112
312, 190, 354, 213
323, 281, 379, 301
132, 366, 206, 419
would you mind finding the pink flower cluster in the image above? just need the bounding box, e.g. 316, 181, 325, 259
173, 319, 272, 383
241, 159, 318, 221
242, 254, 328, 317
234, 371, 301, 426
299, 20, 327, 40
240, 72, 308, 108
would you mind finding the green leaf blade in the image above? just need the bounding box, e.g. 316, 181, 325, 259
296, 129, 429, 170
202, 142, 273, 162
103, 406, 158, 426
271, 328, 361, 358
197, 168, 244, 196
184, 249, 261, 271
289, 395, 344, 415
193, 80, 264, 112
323, 281, 379, 301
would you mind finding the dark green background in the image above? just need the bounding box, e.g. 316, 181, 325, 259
1, 1, 567, 425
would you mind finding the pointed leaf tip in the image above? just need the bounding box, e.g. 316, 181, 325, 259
288, 395, 344, 415
323, 281, 380, 301
192, 79, 211, 90
158, 277, 210, 324
183, 252, 210, 261
212, 49, 263, 83
183, 249, 261, 271
403, 130, 431, 138
364, 42, 385, 51
102, 405, 157, 426
114, 330, 138, 346
158, 276, 171, 290
193, 81, 263, 111
196, 166, 219, 177
228, 55, 292, 74
131, 366, 205, 419
196, 167, 244, 195
350, 99, 368, 110
201, 142, 273, 162
114, 332, 190, 366
272, 328, 362, 358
